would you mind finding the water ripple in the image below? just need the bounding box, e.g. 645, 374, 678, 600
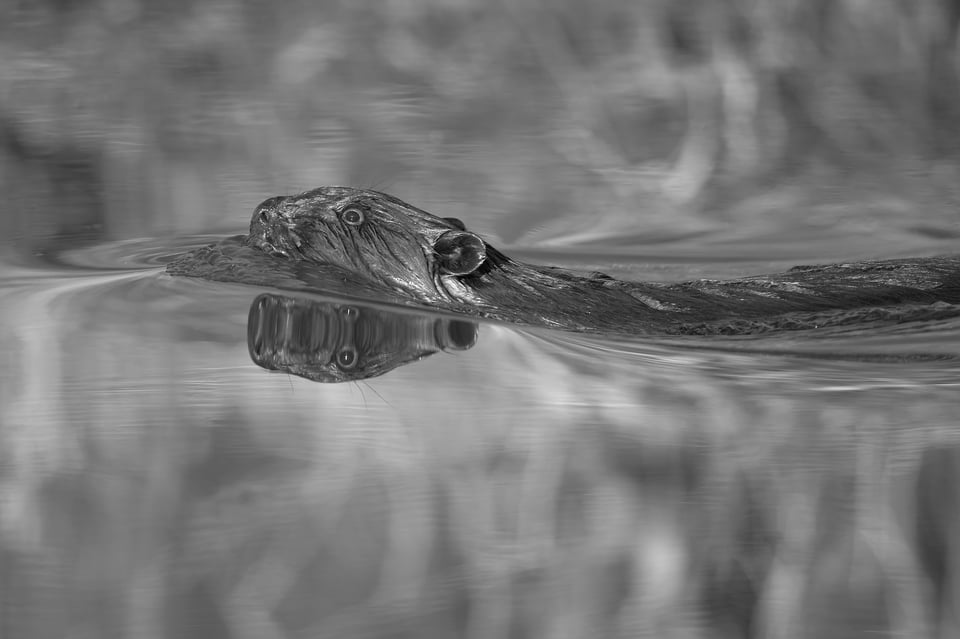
53, 235, 226, 270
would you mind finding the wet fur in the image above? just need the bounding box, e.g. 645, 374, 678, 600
169, 186, 960, 336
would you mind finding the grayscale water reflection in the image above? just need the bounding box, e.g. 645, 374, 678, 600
7, 1, 960, 635
3, 238, 960, 639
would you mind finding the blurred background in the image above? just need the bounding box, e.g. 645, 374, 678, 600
4, 0, 960, 253
5, 2, 960, 639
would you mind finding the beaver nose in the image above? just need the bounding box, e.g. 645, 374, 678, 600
251, 196, 287, 226
247, 196, 292, 256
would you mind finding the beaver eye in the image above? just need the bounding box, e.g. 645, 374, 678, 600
335, 347, 359, 370
341, 207, 365, 226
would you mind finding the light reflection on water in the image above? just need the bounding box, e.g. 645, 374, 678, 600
2, 238, 960, 638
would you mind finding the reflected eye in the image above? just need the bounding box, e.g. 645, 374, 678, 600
341, 207, 365, 226
335, 347, 359, 370
340, 306, 359, 320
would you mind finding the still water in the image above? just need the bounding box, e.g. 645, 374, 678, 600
3, 230, 960, 639
7, 1, 960, 636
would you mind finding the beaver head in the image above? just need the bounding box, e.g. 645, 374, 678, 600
246, 187, 487, 303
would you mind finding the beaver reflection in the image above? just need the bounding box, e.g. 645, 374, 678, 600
247, 294, 478, 382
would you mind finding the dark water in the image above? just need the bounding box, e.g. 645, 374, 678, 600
3, 235, 960, 639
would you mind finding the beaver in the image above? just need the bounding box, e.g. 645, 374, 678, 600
167, 186, 960, 336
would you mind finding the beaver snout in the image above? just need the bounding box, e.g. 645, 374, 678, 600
247, 196, 295, 257
250, 196, 287, 226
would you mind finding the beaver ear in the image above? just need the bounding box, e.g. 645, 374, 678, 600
443, 217, 467, 231
434, 230, 487, 276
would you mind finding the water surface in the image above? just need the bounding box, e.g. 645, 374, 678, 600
6, 2, 960, 636
3, 233, 960, 639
